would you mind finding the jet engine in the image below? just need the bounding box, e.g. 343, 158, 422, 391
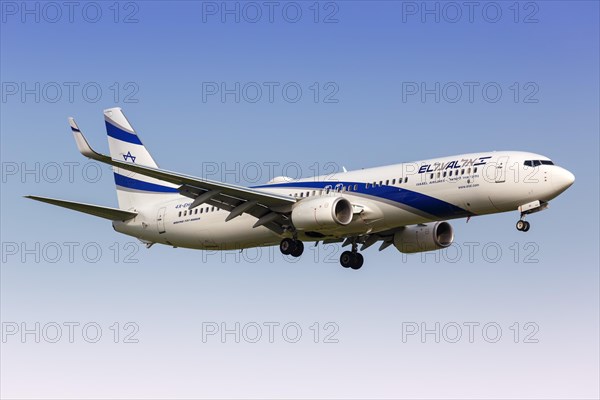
291, 196, 353, 231
393, 221, 454, 253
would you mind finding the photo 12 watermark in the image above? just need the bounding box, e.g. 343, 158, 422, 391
1, 81, 140, 104
1, 1, 140, 24
201, 321, 340, 344
198, 240, 541, 265
2, 161, 106, 184
2, 241, 141, 264
400, 1, 540, 24
2, 321, 140, 344
401, 81, 540, 104
200, 1, 340, 24
201, 81, 340, 104
401, 321, 540, 344
191, 160, 342, 184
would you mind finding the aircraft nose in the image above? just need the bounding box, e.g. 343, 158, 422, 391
554, 167, 575, 192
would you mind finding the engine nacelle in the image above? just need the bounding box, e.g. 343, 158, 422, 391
393, 221, 454, 253
291, 196, 353, 231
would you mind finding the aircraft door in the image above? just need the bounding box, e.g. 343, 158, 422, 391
157, 207, 166, 234
495, 156, 509, 183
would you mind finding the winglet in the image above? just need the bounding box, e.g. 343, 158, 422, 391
68, 117, 109, 162
68, 117, 80, 132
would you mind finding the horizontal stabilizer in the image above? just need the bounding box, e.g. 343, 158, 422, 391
25, 196, 137, 221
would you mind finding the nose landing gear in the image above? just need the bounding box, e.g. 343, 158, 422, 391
516, 219, 530, 232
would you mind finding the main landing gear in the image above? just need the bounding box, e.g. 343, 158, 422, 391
516, 219, 530, 232
340, 242, 364, 270
280, 238, 304, 257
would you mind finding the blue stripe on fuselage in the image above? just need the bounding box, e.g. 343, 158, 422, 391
105, 121, 144, 145
253, 181, 471, 219
114, 173, 179, 193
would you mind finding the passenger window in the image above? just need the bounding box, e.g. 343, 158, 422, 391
178, 211, 182, 217
443, 172, 447, 177
392, 179, 396, 185
474, 167, 477, 173
386, 179, 389, 185
211, 207, 215, 212
195, 209, 198, 215
461, 169, 465, 175
468, 168, 471, 174
405, 177, 408, 183
354, 184, 358, 191
200, 208, 203, 214
437, 172, 440, 178
366, 183, 370, 189
449, 171, 453, 176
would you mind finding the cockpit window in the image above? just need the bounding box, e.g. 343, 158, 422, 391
524, 160, 554, 167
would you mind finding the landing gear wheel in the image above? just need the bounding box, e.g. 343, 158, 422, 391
280, 238, 294, 255
522, 221, 530, 232
290, 240, 304, 257
340, 251, 364, 269
340, 251, 353, 268
516, 220, 525, 231
280, 239, 304, 257
350, 253, 364, 270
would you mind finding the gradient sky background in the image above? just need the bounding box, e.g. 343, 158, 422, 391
1, 1, 599, 399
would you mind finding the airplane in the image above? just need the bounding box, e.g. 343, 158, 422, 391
26, 108, 575, 270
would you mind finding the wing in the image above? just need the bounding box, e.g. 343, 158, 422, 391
339, 229, 398, 252
69, 118, 296, 234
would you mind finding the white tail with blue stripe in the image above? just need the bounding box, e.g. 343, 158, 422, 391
104, 107, 179, 210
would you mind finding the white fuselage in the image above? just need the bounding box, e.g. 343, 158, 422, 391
112, 151, 574, 250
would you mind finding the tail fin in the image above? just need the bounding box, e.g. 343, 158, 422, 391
103, 107, 179, 210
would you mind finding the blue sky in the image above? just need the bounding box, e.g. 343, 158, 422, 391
1, 1, 599, 398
